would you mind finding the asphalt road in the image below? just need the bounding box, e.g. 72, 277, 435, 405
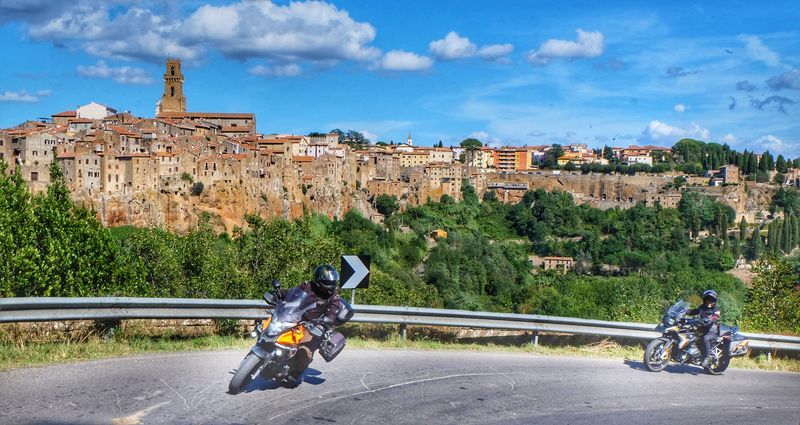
1, 349, 798, 425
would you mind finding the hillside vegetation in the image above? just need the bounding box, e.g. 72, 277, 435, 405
0, 161, 798, 334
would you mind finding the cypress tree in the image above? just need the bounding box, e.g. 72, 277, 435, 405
767, 221, 777, 253
739, 216, 748, 241
782, 216, 792, 253
748, 229, 763, 261
776, 155, 788, 173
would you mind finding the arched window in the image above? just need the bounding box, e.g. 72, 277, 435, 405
170, 86, 175, 97
171, 66, 175, 76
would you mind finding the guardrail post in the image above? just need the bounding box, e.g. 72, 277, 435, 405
400, 323, 407, 340
531, 330, 539, 346
93, 319, 120, 342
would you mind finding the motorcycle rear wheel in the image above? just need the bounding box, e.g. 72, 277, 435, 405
705, 354, 730, 375
229, 353, 262, 394
644, 339, 670, 372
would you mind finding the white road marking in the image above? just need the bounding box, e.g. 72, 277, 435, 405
111, 401, 171, 425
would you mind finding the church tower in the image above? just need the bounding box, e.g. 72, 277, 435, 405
158, 58, 186, 113
407, 133, 413, 146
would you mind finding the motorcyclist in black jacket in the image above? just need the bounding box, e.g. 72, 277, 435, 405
686, 289, 720, 367
282, 264, 342, 385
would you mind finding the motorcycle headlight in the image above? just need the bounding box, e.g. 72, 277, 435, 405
266, 320, 294, 336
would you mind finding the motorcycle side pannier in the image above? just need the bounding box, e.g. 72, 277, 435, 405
729, 336, 750, 357
319, 331, 346, 362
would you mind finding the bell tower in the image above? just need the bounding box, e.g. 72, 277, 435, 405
159, 58, 186, 113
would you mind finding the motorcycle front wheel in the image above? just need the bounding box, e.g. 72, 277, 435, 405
229, 353, 262, 394
644, 338, 670, 372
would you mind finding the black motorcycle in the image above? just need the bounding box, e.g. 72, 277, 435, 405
228, 280, 354, 394
644, 300, 749, 375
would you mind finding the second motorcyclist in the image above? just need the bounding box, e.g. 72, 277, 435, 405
686, 289, 720, 367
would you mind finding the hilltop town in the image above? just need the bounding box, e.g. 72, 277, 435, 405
1, 59, 798, 232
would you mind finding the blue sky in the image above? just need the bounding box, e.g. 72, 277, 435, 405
1, 0, 798, 157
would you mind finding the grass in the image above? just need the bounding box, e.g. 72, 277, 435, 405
0, 335, 251, 371
1, 333, 798, 373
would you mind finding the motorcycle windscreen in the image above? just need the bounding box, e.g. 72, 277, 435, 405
666, 300, 690, 318
319, 331, 346, 362
266, 287, 317, 336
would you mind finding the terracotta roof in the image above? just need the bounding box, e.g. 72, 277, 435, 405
543, 256, 574, 261
158, 112, 255, 119
256, 138, 289, 145
221, 126, 251, 132
116, 153, 151, 158
56, 152, 76, 159
70, 118, 93, 124
107, 125, 137, 136
52, 110, 77, 117
221, 153, 247, 160
293, 156, 315, 163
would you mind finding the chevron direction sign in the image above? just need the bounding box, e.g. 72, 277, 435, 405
340, 255, 371, 289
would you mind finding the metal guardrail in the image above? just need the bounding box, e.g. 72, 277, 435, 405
1, 297, 798, 353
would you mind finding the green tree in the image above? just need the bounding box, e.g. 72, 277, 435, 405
738, 216, 748, 241
542, 144, 564, 168
375, 194, 400, 218
29, 160, 119, 296
672, 139, 703, 163
236, 214, 343, 296
190, 182, 204, 196
460, 138, 482, 150
0, 162, 39, 297
460, 138, 483, 170
776, 154, 789, 173
743, 257, 799, 333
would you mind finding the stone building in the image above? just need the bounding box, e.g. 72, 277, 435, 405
543, 256, 574, 273
158, 58, 187, 113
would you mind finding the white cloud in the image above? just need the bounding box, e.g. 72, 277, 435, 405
181, 1, 380, 62
722, 133, 738, 144
20, 1, 381, 65
526, 29, 604, 65
361, 130, 378, 143
476, 44, 514, 62
429, 31, 476, 60
0, 90, 40, 102
77, 61, 153, 84
428, 31, 513, 62
754, 135, 788, 153
373, 50, 433, 71
248, 63, 302, 78
739, 35, 781, 67
640, 120, 710, 143
468, 131, 502, 148
673, 104, 687, 113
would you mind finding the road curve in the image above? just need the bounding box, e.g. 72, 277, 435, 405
1, 348, 798, 424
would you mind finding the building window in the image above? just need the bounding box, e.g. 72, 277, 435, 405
31, 172, 38, 181
171, 86, 175, 97
171, 66, 175, 76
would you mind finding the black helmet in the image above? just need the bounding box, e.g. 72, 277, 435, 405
702, 289, 717, 304
312, 264, 339, 298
